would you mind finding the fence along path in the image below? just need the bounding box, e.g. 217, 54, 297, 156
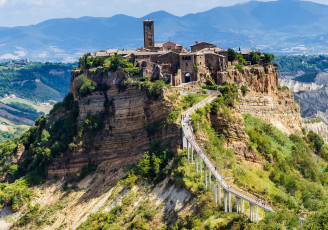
181, 94, 273, 221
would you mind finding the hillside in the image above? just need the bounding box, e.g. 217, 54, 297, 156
0, 56, 327, 228
0, 61, 77, 144
1, 0, 328, 62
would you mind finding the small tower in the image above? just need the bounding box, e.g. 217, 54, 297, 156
143, 19, 155, 49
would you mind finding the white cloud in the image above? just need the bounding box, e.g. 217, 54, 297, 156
0, 53, 19, 60
0, 0, 6, 7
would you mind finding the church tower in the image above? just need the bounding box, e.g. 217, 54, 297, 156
143, 19, 155, 49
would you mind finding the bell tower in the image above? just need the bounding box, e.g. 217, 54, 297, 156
143, 19, 155, 49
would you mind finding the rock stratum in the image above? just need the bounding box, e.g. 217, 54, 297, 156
48, 69, 180, 177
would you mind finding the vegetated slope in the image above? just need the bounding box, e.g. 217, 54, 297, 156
2, 0, 328, 61
0, 82, 326, 229
0, 61, 77, 143
0, 61, 77, 102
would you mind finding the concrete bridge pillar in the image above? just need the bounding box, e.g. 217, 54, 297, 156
236, 197, 239, 213
228, 192, 232, 213
255, 205, 258, 221
187, 141, 190, 163
191, 145, 194, 164
250, 204, 253, 221
241, 199, 244, 214
224, 190, 228, 213
204, 162, 207, 190
182, 131, 187, 148
218, 183, 221, 207
199, 154, 202, 179
214, 179, 217, 206
209, 170, 211, 188
195, 151, 198, 175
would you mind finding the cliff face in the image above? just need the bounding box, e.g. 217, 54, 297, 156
49, 69, 180, 177
239, 90, 303, 135
305, 121, 328, 143
216, 65, 279, 95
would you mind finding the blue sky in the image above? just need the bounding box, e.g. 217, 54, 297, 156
0, 0, 327, 27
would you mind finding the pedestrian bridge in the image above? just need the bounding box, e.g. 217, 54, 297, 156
181, 95, 274, 221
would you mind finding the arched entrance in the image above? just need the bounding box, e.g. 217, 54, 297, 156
185, 73, 191, 83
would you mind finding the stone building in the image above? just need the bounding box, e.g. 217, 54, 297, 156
191, 41, 217, 52
237, 50, 262, 62
93, 20, 266, 86
144, 19, 155, 49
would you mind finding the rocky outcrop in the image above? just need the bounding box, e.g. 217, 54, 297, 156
216, 65, 279, 95
49, 69, 180, 177
294, 85, 328, 118
209, 108, 262, 164
239, 90, 303, 135
279, 79, 323, 93
305, 121, 328, 143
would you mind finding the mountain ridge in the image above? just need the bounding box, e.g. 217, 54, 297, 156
1, 0, 328, 61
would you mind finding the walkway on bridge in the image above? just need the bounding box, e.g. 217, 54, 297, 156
181, 95, 274, 221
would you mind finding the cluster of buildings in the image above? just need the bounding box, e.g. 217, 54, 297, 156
95, 19, 259, 86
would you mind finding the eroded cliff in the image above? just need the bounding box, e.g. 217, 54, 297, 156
48, 69, 180, 177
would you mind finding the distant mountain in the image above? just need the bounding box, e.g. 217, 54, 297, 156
1, 0, 328, 62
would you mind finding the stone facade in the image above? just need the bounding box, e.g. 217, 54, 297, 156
144, 19, 155, 49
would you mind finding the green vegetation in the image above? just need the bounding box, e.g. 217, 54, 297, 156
235, 64, 244, 73
294, 72, 318, 83
75, 74, 97, 97
0, 61, 76, 102
263, 53, 275, 64
278, 85, 289, 91
202, 85, 218, 90
241, 85, 249, 96
250, 51, 260, 65
243, 115, 328, 212
227, 48, 237, 62
275, 55, 328, 73
304, 118, 321, 124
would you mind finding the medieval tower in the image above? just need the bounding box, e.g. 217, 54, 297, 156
143, 19, 155, 49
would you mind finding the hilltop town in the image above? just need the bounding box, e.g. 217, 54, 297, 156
92, 19, 271, 87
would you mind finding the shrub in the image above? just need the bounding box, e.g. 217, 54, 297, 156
227, 48, 237, 62
235, 64, 244, 73
250, 51, 260, 65
219, 83, 238, 107
202, 85, 218, 90
241, 85, 248, 96
124, 67, 140, 76
263, 53, 275, 63
307, 131, 324, 153
75, 74, 97, 97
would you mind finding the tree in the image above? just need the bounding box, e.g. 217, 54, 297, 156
263, 53, 275, 63
249, 51, 260, 65
78, 53, 92, 70
227, 48, 237, 62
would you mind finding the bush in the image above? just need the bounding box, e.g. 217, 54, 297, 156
75, 74, 97, 97
241, 85, 248, 96
124, 67, 140, 76
219, 83, 238, 107
235, 64, 244, 73
250, 51, 260, 65
263, 53, 275, 63
307, 131, 324, 153
227, 48, 237, 62
202, 85, 218, 90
